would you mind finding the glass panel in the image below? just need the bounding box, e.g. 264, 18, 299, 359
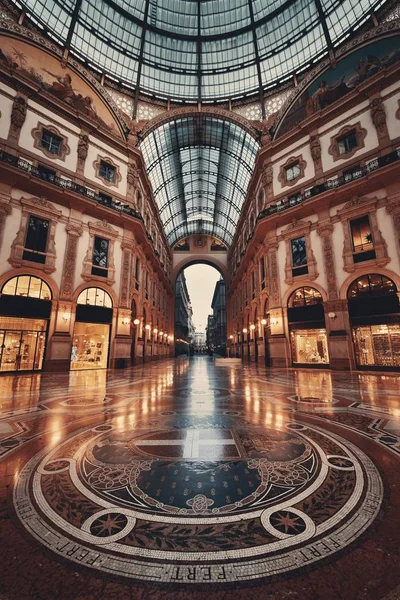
77, 288, 112, 308
291, 236, 307, 266
0, 317, 47, 372
2, 276, 51, 300
41, 130, 62, 154
353, 324, 400, 367
70, 322, 110, 370
291, 329, 329, 364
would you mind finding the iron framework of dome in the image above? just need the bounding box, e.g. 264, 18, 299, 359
14, 0, 390, 104
139, 115, 259, 247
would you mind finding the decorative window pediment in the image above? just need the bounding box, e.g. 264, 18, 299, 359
93, 156, 122, 188
278, 155, 307, 188
82, 220, 118, 285
31, 122, 70, 161
9, 197, 62, 273
328, 122, 367, 162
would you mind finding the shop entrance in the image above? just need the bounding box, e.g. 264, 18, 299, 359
71, 288, 113, 371
288, 287, 329, 367
348, 274, 400, 369
0, 275, 52, 373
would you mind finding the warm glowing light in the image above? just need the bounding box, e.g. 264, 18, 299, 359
160, 331, 163, 336
243, 328, 248, 333
229, 335, 233, 339
153, 328, 158, 334
250, 324, 255, 330
133, 318, 140, 325
261, 318, 267, 326
145, 324, 151, 330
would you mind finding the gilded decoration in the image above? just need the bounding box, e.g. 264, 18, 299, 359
31, 122, 71, 162
327, 122, 367, 162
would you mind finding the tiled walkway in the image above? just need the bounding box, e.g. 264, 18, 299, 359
1, 356, 400, 599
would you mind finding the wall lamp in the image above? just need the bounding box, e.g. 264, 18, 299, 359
133, 318, 140, 326
250, 324, 256, 331
242, 328, 248, 334
261, 318, 267, 326
328, 312, 337, 321
145, 324, 151, 331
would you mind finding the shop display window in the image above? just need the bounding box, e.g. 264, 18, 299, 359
2, 275, 51, 300
291, 329, 329, 365
70, 322, 110, 370
353, 324, 400, 367
0, 316, 47, 372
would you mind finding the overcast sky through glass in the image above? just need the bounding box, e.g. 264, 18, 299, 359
183, 264, 221, 333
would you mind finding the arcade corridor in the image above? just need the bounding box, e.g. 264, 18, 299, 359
0, 356, 400, 599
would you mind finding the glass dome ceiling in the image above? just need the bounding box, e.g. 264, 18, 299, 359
17, 0, 387, 103
140, 116, 259, 246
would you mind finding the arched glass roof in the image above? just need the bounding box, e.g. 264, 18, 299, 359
139, 116, 259, 246
17, 0, 388, 103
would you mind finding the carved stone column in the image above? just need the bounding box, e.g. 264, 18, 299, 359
310, 133, 323, 179
386, 198, 400, 261
8, 94, 28, 147
76, 131, 89, 176
265, 241, 280, 309
317, 221, 338, 300
0, 186, 12, 249
60, 223, 83, 300
119, 240, 135, 308
369, 95, 390, 148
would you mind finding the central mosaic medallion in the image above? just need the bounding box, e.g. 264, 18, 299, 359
14, 414, 383, 584
83, 424, 316, 515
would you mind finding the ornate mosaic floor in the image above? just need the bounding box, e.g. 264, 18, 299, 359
1, 357, 400, 599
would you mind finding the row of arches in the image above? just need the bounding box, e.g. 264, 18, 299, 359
0, 272, 171, 373
231, 272, 400, 370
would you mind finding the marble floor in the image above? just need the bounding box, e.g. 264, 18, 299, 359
1, 356, 400, 600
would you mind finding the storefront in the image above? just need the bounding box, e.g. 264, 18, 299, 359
288, 287, 329, 367
70, 287, 113, 371
0, 275, 52, 373
348, 274, 400, 369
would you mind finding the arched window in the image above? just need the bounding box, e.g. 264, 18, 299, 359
347, 275, 397, 299
289, 287, 323, 308
77, 287, 112, 308
2, 275, 51, 300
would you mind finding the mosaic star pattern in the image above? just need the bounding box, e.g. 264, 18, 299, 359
1, 357, 400, 599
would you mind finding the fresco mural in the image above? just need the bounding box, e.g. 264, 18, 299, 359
0, 36, 120, 134
276, 36, 400, 137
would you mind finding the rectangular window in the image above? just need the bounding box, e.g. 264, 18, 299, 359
285, 161, 301, 182
22, 215, 49, 264
99, 161, 115, 183
40, 129, 62, 155
291, 236, 308, 277
337, 130, 358, 155
91, 236, 109, 277
350, 215, 376, 262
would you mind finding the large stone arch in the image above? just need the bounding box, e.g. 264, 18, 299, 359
141, 106, 259, 141
172, 254, 229, 286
